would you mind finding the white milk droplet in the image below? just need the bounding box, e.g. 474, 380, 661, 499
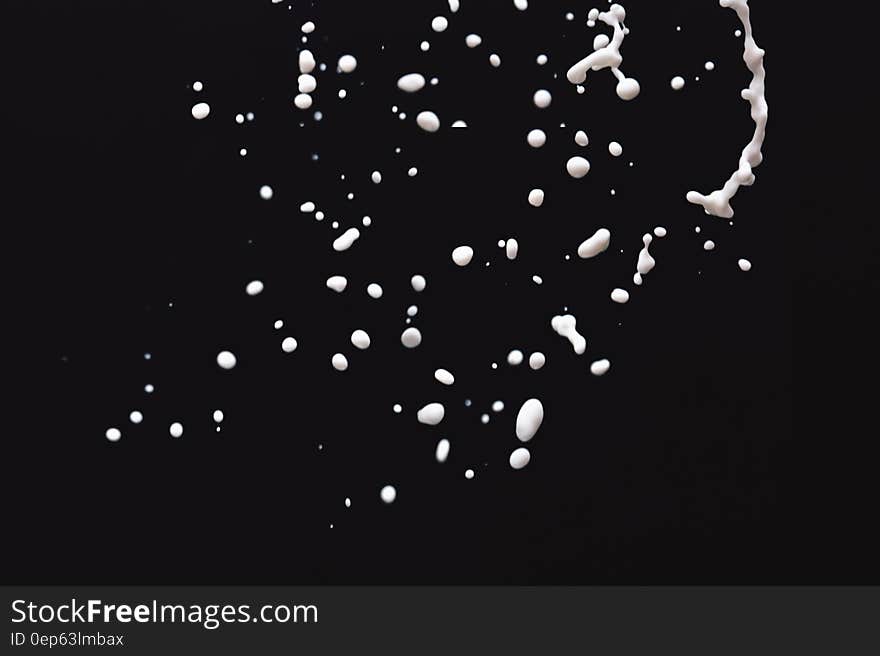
213, 410, 224, 423
489, 53, 501, 67
435, 438, 450, 463
301, 21, 315, 33
507, 349, 524, 366
527, 129, 547, 148
106, 427, 121, 442
533, 89, 552, 108
452, 246, 474, 266
465, 34, 482, 48
351, 329, 371, 350
566, 156, 591, 178
337, 54, 357, 73
191, 102, 210, 120
298, 74, 317, 93
465, 469, 475, 479
397, 73, 426, 93
129, 411, 143, 424
294, 93, 313, 109
401, 327, 422, 348
282, 337, 298, 353
654, 226, 668, 237
492, 400, 505, 412
608, 141, 623, 157
575, 130, 589, 146
192, 80, 203, 92
536, 54, 548, 65
216, 350, 237, 370
380, 485, 397, 504
435, 368, 455, 385
169, 422, 183, 438
738, 258, 752, 271
299, 50, 316, 74
506, 239, 519, 260
431, 16, 448, 32
705, 61, 715, 71
551, 314, 586, 354
417, 403, 445, 426
300, 201, 315, 213
367, 283, 383, 299
416, 111, 441, 133
528, 189, 545, 207
246, 280, 264, 296
566, 6, 640, 101
509, 447, 531, 470
578, 228, 611, 258
516, 398, 544, 442
611, 288, 630, 303
703, 240, 716, 251
333, 228, 360, 252
671, 76, 685, 90
326, 276, 347, 292
514, 0, 528, 10
259, 185, 273, 200
590, 358, 611, 376
529, 352, 546, 370
411, 274, 427, 292
332, 353, 349, 371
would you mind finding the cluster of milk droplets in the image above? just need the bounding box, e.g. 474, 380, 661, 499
108, 0, 766, 516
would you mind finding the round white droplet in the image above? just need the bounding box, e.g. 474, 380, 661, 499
408, 167, 418, 177
465, 469, 475, 479
435, 438, 450, 463
703, 240, 716, 251
654, 226, 668, 237
401, 327, 422, 348
528, 189, 545, 207
259, 185, 273, 200
105, 427, 121, 442
431, 16, 448, 32
435, 368, 455, 385
533, 89, 552, 108
246, 280, 264, 296
371, 170, 382, 184
282, 337, 298, 353
411, 274, 426, 292
465, 34, 482, 48
608, 141, 623, 157
169, 422, 183, 438
590, 358, 611, 376
216, 351, 237, 370
298, 74, 316, 93
191, 102, 210, 120
452, 245, 474, 266
575, 130, 589, 146
367, 283, 383, 299
566, 156, 591, 178
527, 129, 547, 148
337, 54, 357, 73
351, 329, 371, 350
397, 73, 426, 93
420, 41, 430, 52
380, 485, 396, 504
213, 410, 224, 423
705, 61, 715, 71
192, 80, 203, 92
671, 76, 685, 90
516, 398, 544, 442
492, 400, 505, 412
331, 353, 349, 371
294, 93, 313, 109
416, 111, 441, 133
593, 34, 610, 50
738, 258, 752, 272
301, 20, 315, 33
507, 349, 524, 366
417, 403, 445, 426
616, 77, 640, 100
326, 276, 347, 292
514, 0, 528, 11
509, 447, 531, 470
611, 288, 630, 304
489, 53, 501, 67
129, 411, 143, 424
529, 352, 546, 370
536, 53, 548, 65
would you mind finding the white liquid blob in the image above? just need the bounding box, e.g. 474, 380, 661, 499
294, 93, 312, 109
671, 76, 685, 90
300, 201, 315, 213
408, 167, 419, 176
401, 327, 422, 348
397, 73, 426, 93
590, 358, 611, 376
514, 0, 528, 11
416, 111, 441, 133
411, 274, 427, 292
417, 403, 445, 426
282, 337, 298, 353
509, 447, 531, 470
705, 61, 715, 71
527, 129, 547, 148
551, 314, 586, 354
578, 228, 611, 258
566, 156, 591, 178
216, 350, 237, 370
213, 410, 224, 423
506, 238, 519, 260
536, 54, 548, 65
703, 240, 716, 251
611, 288, 630, 304
246, 280, 264, 296
337, 54, 357, 73
465, 469, 475, 479
435, 438, 450, 463
129, 411, 143, 424
608, 141, 623, 157
371, 170, 382, 184
380, 485, 397, 504
331, 353, 349, 371
533, 89, 552, 108
738, 258, 752, 271
259, 185, 273, 200
489, 53, 501, 67
492, 401, 505, 412
192, 80, 203, 92
528, 189, 545, 207
465, 34, 482, 48
169, 422, 183, 438
326, 276, 347, 292
333, 227, 360, 252
575, 130, 589, 146
351, 329, 371, 350
191, 102, 210, 120
431, 16, 448, 32
106, 427, 121, 442
507, 349, 524, 366
435, 368, 455, 385
298, 74, 316, 93
367, 283, 383, 299
299, 50, 316, 74
516, 398, 544, 442
654, 226, 668, 237
301, 21, 315, 33
529, 352, 546, 370
452, 245, 474, 266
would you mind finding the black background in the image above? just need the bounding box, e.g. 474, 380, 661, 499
4, 1, 874, 583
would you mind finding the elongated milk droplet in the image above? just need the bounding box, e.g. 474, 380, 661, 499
578, 228, 611, 258
516, 398, 544, 442
435, 368, 455, 385
551, 314, 586, 354
191, 102, 210, 120
611, 288, 630, 303
333, 228, 360, 251
397, 73, 426, 93
509, 447, 531, 470
435, 438, 450, 463
590, 358, 611, 376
